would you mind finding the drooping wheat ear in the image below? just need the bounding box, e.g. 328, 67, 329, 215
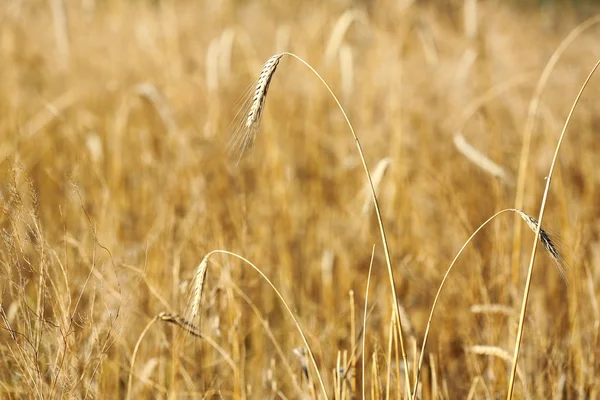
135, 83, 178, 137
158, 312, 202, 338
247, 54, 284, 129
190, 255, 209, 325
507, 59, 600, 400
514, 209, 568, 282
156, 311, 239, 378
511, 15, 600, 288
229, 54, 284, 161
233, 52, 410, 397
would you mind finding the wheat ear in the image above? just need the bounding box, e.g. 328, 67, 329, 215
234, 52, 411, 397
189, 255, 208, 325
514, 209, 568, 282
229, 54, 283, 162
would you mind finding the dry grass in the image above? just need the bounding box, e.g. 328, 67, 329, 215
1, 0, 600, 399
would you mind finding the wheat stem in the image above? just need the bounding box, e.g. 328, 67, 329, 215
412, 206, 567, 398
279, 52, 412, 397
511, 15, 600, 287
507, 58, 600, 400
235, 52, 411, 397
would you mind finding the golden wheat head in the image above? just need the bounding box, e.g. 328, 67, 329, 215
515, 209, 568, 282
229, 53, 284, 162
190, 255, 209, 325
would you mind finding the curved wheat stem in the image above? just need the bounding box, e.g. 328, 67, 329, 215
511, 15, 600, 286
232, 52, 411, 397
412, 207, 567, 398
506, 58, 600, 400
188, 249, 328, 399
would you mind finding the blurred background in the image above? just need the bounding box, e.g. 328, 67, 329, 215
1, 0, 600, 398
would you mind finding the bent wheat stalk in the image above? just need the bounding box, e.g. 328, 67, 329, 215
232, 52, 411, 397
412, 208, 567, 398
188, 249, 328, 399
511, 15, 600, 286
507, 59, 600, 400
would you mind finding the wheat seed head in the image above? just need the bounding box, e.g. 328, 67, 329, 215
229, 53, 284, 162
190, 255, 209, 325
514, 209, 568, 282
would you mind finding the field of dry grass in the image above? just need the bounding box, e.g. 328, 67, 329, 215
1, 0, 600, 398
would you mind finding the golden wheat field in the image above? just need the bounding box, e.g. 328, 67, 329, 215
2, 0, 600, 398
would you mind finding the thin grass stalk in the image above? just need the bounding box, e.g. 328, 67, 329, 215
362, 245, 376, 400
412, 209, 513, 397
349, 289, 357, 396
506, 59, 600, 400
469, 346, 527, 395
230, 283, 304, 397
324, 9, 367, 64
385, 312, 394, 399
126, 316, 158, 400
282, 52, 412, 397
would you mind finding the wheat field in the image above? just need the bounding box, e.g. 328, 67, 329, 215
1, 0, 600, 398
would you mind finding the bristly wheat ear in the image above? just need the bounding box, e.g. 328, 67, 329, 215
514, 209, 568, 283
229, 54, 284, 162
190, 255, 209, 325
247, 54, 284, 129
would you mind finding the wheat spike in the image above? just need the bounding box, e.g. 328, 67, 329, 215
246, 54, 283, 129
229, 53, 283, 161
514, 209, 568, 282
190, 255, 209, 325
157, 312, 203, 338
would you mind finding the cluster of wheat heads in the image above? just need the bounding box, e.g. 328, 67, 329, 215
175, 43, 600, 398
